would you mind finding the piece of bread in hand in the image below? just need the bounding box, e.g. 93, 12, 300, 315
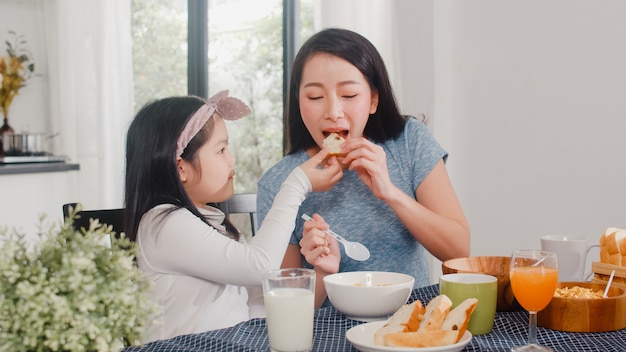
373, 300, 424, 345
441, 297, 478, 343
322, 132, 346, 156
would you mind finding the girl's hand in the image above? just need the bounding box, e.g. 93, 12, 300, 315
340, 137, 394, 199
300, 147, 343, 192
299, 213, 340, 274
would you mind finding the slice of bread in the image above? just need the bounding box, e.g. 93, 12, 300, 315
417, 294, 452, 332
441, 298, 477, 342
383, 330, 458, 348
373, 300, 424, 345
322, 132, 345, 156
374, 294, 474, 348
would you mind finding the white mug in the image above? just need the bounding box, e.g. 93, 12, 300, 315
540, 235, 599, 282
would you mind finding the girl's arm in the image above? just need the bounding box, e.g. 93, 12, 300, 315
140, 167, 311, 286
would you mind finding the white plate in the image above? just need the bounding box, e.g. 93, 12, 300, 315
346, 321, 472, 352
347, 314, 390, 323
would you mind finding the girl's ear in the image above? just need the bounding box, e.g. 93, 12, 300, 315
177, 157, 188, 182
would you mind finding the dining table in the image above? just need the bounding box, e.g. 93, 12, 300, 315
124, 284, 626, 352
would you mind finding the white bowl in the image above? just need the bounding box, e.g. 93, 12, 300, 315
323, 271, 415, 321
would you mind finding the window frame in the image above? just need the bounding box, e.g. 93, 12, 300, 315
187, 0, 298, 150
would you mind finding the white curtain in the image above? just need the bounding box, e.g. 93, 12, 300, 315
315, 0, 403, 107
43, 0, 132, 209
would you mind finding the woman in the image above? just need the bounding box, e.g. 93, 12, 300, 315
257, 28, 470, 308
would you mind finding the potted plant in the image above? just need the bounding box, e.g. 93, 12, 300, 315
0, 30, 37, 154
0, 208, 159, 352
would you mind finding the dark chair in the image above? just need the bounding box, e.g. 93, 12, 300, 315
218, 193, 258, 237
62, 202, 126, 240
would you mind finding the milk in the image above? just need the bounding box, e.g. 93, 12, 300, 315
264, 288, 314, 352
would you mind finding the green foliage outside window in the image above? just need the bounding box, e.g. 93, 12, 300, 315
131, 0, 313, 193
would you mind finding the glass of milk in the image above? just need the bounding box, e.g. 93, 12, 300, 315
262, 268, 315, 352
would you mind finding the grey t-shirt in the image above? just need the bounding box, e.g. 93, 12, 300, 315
257, 117, 447, 304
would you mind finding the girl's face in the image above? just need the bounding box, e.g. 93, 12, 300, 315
178, 115, 235, 207
298, 52, 378, 150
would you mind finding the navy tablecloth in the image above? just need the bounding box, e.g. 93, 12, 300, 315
124, 284, 626, 351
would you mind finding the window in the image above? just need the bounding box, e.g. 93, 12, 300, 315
131, 0, 188, 110
131, 0, 313, 193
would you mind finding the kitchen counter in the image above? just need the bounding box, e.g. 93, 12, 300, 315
0, 162, 79, 175
0, 161, 80, 235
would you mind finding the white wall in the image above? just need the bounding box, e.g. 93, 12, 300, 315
430, 0, 626, 280
318, 0, 625, 282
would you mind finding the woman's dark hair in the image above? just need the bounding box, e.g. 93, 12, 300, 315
285, 28, 407, 155
124, 96, 239, 241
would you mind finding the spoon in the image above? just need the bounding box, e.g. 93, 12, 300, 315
603, 270, 615, 298
531, 257, 547, 266
301, 214, 370, 261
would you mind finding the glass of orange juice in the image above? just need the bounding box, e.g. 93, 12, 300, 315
510, 250, 558, 352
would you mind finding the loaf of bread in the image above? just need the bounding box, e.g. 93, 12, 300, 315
322, 132, 345, 156
600, 227, 626, 266
375, 294, 477, 348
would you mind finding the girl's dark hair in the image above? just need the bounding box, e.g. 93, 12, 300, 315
124, 96, 239, 242
285, 28, 407, 155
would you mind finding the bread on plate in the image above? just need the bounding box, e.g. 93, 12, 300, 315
375, 294, 477, 348
373, 300, 424, 345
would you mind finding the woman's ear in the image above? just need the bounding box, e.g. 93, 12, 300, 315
370, 90, 379, 114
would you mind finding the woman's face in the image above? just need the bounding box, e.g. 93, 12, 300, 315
298, 52, 378, 150
178, 114, 235, 207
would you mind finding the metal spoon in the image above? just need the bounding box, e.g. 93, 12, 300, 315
301, 214, 370, 261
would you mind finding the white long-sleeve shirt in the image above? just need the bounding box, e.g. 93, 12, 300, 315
138, 167, 311, 342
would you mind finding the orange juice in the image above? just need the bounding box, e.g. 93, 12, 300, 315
510, 266, 558, 311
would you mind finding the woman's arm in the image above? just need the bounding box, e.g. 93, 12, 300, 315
342, 135, 470, 262
383, 160, 470, 261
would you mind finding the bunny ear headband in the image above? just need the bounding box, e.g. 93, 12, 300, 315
176, 90, 251, 157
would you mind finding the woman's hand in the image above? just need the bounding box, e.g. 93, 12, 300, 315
300, 147, 343, 192
299, 213, 340, 274
340, 137, 394, 199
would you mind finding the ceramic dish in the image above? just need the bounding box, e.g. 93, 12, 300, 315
346, 321, 472, 352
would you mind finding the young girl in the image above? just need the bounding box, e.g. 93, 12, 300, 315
257, 28, 470, 308
124, 91, 342, 342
